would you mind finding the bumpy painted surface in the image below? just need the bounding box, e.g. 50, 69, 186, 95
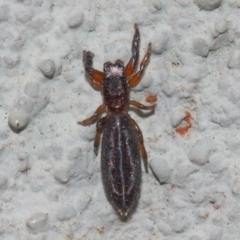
1, 0, 240, 239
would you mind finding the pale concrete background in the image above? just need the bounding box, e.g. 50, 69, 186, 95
0, 0, 239, 239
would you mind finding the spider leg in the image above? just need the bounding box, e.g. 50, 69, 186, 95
129, 100, 155, 110
129, 117, 149, 173
78, 104, 106, 125
94, 116, 107, 155
83, 50, 104, 89
128, 43, 151, 88
124, 23, 140, 76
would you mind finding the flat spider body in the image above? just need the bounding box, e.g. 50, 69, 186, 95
79, 24, 155, 218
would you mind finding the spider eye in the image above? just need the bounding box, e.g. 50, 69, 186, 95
104, 62, 112, 69
115, 59, 124, 67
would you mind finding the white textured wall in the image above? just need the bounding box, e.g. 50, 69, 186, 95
0, 0, 239, 239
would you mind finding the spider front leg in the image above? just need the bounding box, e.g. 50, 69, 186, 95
78, 104, 106, 125
128, 42, 151, 88
83, 50, 104, 89
130, 117, 149, 173
124, 23, 140, 76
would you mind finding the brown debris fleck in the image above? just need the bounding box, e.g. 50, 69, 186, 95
145, 94, 157, 104
95, 227, 104, 235
175, 111, 192, 136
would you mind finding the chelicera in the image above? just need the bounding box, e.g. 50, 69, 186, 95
78, 24, 155, 218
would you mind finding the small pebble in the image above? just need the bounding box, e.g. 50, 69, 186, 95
25, 82, 39, 98
26, 212, 48, 232
3, 53, 19, 69
195, 0, 222, 11
68, 147, 82, 161
190, 191, 205, 203
8, 110, 30, 132
18, 152, 28, 161
16, 97, 33, 112
196, 207, 210, 219
132, 75, 153, 92
158, 221, 172, 236
161, 79, 178, 97
39, 59, 56, 79
77, 194, 92, 212
171, 111, 186, 128
57, 207, 76, 221
192, 38, 209, 57
150, 158, 171, 184
171, 215, 188, 233
67, 9, 84, 28
215, 20, 228, 34
209, 155, 226, 173
54, 166, 70, 184
151, 32, 169, 55
227, 52, 240, 69
152, 0, 162, 10
188, 138, 212, 166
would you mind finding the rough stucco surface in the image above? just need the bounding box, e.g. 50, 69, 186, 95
0, 0, 240, 239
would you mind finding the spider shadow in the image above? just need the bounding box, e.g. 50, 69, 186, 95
128, 105, 156, 119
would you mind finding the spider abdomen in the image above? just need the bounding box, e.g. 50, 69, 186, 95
101, 114, 141, 217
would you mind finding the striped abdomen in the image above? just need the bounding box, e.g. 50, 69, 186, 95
101, 114, 142, 217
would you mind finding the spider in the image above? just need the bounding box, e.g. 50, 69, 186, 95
78, 24, 155, 218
